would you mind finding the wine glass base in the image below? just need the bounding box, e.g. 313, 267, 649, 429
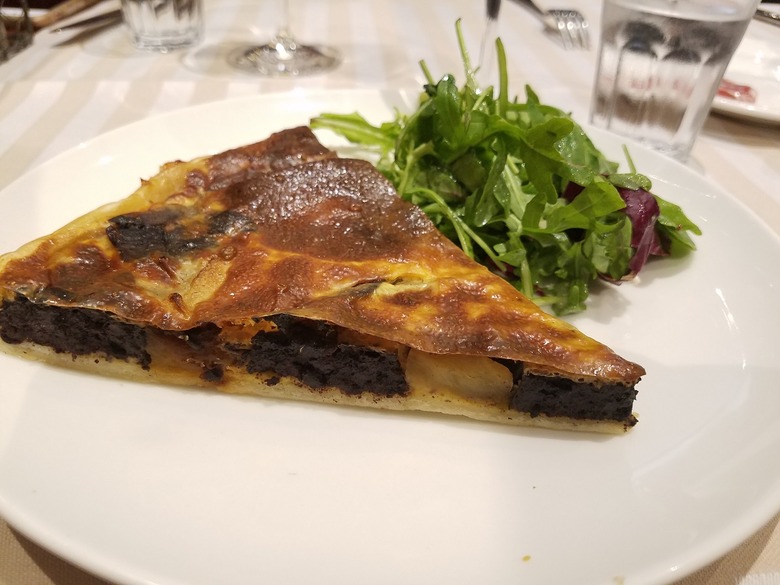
228, 42, 340, 76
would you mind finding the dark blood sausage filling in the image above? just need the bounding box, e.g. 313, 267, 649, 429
0, 295, 151, 368
0, 296, 407, 397
514, 375, 637, 425
230, 314, 408, 398
0, 296, 636, 423
499, 360, 637, 425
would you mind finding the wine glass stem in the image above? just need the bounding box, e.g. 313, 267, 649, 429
227, 0, 339, 76
275, 0, 293, 46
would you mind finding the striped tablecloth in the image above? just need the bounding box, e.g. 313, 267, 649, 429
1, 0, 779, 583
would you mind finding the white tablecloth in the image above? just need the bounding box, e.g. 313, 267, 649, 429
1, 1, 779, 583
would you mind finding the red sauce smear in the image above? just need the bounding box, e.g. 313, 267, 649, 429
718, 79, 758, 104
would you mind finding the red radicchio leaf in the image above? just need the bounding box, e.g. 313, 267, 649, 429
619, 188, 664, 276
563, 182, 665, 279
718, 79, 757, 104
562, 182, 583, 202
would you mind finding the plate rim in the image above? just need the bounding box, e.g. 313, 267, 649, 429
711, 16, 780, 124
1, 88, 780, 585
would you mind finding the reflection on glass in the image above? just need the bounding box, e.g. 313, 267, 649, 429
228, 0, 339, 76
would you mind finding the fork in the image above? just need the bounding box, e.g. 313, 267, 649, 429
509, 0, 590, 50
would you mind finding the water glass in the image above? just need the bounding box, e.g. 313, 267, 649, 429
121, 0, 203, 52
1, 0, 33, 63
590, 0, 760, 161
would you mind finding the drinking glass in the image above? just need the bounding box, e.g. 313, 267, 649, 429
228, 0, 339, 76
1, 0, 33, 63
121, 0, 203, 52
590, 0, 760, 162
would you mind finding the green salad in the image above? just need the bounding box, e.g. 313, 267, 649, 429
311, 21, 701, 315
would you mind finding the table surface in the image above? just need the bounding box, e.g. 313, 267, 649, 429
1, 1, 780, 584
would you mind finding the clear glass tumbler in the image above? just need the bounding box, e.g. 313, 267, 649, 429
590, 0, 760, 161
1, 0, 33, 63
121, 0, 203, 52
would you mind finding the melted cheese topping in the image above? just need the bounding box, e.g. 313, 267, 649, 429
0, 127, 644, 385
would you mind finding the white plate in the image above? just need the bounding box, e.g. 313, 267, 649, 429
1, 90, 780, 585
712, 13, 780, 124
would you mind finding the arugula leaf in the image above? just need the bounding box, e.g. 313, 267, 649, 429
311, 21, 701, 314
655, 195, 702, 257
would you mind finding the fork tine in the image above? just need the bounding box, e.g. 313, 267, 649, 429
559, 18, 574, 49
565, 13, 581, 49
511, 1, 590, 50
565, 12, 583, 49
552, 10, 589, 50
552, 11, 574, 49
573, 13, 590, 49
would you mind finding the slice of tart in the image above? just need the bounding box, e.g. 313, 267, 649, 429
0, 127, 645, 433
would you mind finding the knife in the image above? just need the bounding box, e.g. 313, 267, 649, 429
754, 7, 780, 26
50, 8, 121, 33
30, 0, 109, 30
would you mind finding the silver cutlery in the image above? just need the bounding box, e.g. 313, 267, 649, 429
31, 0, 108, 31
50, 8, 121, 32
509, 0, 590, 50
754, 7, 780, 26
478, 0, 502, 73
2, 0, 107, 60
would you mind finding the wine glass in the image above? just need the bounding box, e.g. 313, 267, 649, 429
228, 0, 339, 76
